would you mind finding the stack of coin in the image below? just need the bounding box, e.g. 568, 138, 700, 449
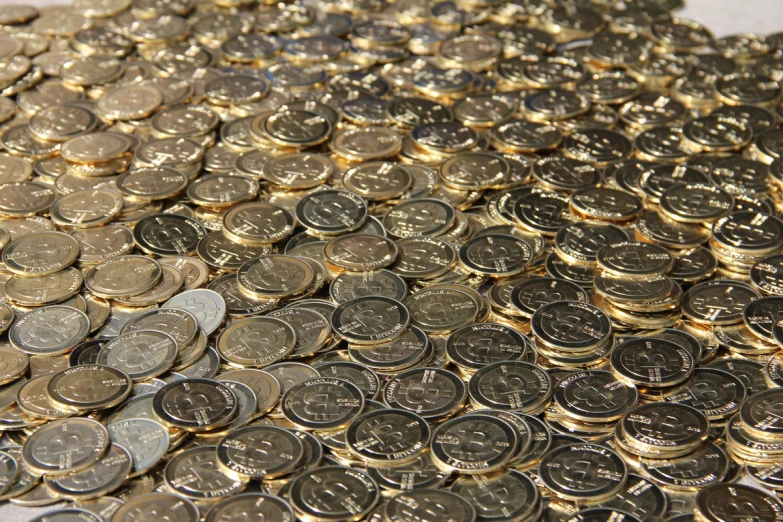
5, 0, 783, 521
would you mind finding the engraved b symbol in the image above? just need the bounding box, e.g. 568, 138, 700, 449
562, 459, 597, 488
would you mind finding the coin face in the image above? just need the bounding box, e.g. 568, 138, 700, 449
153, 378, 237, 432
216, 425, 304, 480
10, 305, 90, 356
289, 466, 379, 522
3, 231, 79, 276
295, 189, 368, 235
431, 413, 518, 474
47, 365, 132, 412
45, 443, 133, 501
620, 402, 709, 457
97, 331, 178, 381
216, 316, 296, 367
133, 214, 206, 256
85, 255, 162, 299
238, 255, 315, 299
122, 307, 199, 347
332, 296, 409, 345
539, 444, 628, 501
459, 234, 533, 277
21, 418, 109, 475
610, 337, 695, 388
282, 377, 364, 430
384, 489, 476, 522
205, 494, 295, 522
107, 418, 169, 477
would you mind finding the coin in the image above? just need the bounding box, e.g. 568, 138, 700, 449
539, 444, 627, 501
44, 443, 132, 500
384, 489, 475, 522
97, 331, 178, 381
238, 255, 315, 299
10, 305, 90, 355
164, 445, 247, 501
288, 466, 379, 522
332, 296, 409, 345
21, 417, 109, 475
47, 364, 132, 412
3, 231, 79, 276
85, 256, 162, 299
107, 418, 170, 477
112, 493, 199, 522
216, 316, 296, 368
282, 377, 364, 431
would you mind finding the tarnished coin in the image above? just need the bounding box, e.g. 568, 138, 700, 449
153, 378, 238, 432
539, 444, 628, 502
332, 296, 409, 345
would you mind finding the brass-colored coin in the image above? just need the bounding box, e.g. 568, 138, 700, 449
21, 418, 109, 475
85, 256, 162, 299
3, 231, 79, 276
237, 255, 315, 299
116, 167, 189, 202
50, 188, 123, 228
217, 316, 296, 368
324, 234, 398, 272
222, 201, 296, 246
281, 377, 364, 431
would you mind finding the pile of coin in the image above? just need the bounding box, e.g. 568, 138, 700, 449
3, 0, 783, 521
